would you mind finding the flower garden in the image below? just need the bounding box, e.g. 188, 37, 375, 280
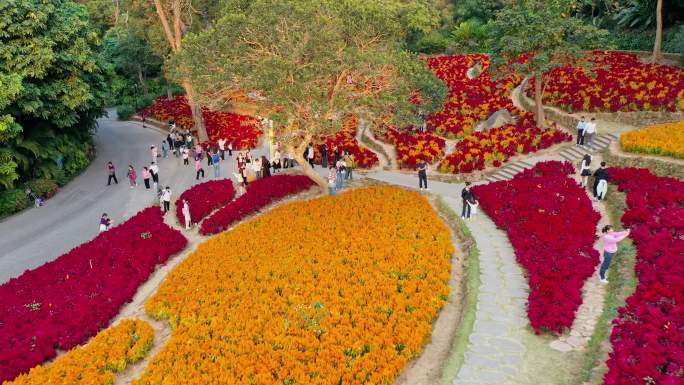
313, 115, 379, 169
136, 186, 453, 384
175, 179, 236, 224
473, 161, 600, 333
620, 120, 684, 159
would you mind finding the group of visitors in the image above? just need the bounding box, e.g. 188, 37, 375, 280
327, 156, 352, 195
578, 155, 609, 201
576, 116, 598, 147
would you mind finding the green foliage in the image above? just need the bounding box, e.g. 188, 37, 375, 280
452, 0, 504, 24
448, 20, 493, 53
117, 105, 136, 121
414, 32, 451, 54
24, 178, 59, 199
488, 0, 611, 79
0, 189, 29, 217
173, 0, 447, 148
0, 0, 106, 191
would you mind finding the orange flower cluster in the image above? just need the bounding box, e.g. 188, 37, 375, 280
136, 187, 453, 385
620, 120, 684, 159
5, 320, 153, 385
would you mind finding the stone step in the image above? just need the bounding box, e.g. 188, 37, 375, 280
498, 168, 519, 179
560, 152, 578, 162
593, 136, 612, 146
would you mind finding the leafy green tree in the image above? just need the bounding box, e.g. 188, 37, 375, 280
0, 0, 106, 189
172, 0, 447, 192
488, 0, 610, 127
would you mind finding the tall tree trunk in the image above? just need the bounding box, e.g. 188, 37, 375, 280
534, 73, 546, 128
137, 64, 149, 96
113, 0, 120, 28
183, 82, 208, 142
166, 78, 173, 99
291, 145, 328, 195
652, 0, 663, 62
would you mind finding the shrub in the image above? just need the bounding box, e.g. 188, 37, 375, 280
0, 189, 29, 217
116, 104, 136, 121
24, 178, 59, 199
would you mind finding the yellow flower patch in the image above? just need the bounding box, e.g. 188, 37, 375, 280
7, 320, 153, 385
620, 120, 684, 159
136, 186, 454, 385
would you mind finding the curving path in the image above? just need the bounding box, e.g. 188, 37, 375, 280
0, 110, 269, 284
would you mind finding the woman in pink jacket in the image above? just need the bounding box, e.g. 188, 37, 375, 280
599, 225, 631, 283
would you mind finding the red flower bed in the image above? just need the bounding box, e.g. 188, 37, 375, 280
175, 179, 236, 224
529, 51, 684, 112
439, 113, 571, 173
426, 54, 523, 138
473, 161, 600, 333
142, 96, 262, 149
0, 207, 187, 382
200, 175, 315, 235
313, 115, 378, 169
602, 167, 684, 385
385, 127, 446, 169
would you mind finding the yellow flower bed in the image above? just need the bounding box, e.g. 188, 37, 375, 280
136, 186, 454, 385
620, 120, 684, 159
7, 319, 153, 385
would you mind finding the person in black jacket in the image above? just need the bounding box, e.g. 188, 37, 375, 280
592, 161, 609, 199
461, 182, 476, 219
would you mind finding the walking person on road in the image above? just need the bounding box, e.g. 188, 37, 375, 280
579, 154, 592, 187
161, 186, 172, 214
227, 141, 233, 157
182, 146, 190, 165
151, 145, 158, 161
142, 166, 151, 189
99, 213, 112, 232
335, 157, 346, 191
592, 161, 609, 201
126, 165, 137, 188
328, 164, 337, 195
218, 138, 227, 160
195, 156, 205, 180
418, 158, 428, 191
211, 150, 221, 178
599, 225, 630, 283
576, 116, 587, 146
161, 141, 169, 158
461, 182, 477, 219
584, 118, 597, 147
182, 200, 191, 230
106, 161, 118, 185
149, 162, 160, 191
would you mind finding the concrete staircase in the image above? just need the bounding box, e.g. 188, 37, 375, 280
558, 133, 619, 163
485, 159, 535, 182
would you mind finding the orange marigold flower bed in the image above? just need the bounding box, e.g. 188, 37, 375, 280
620, 120, 684, 159
6, 319, 153, 385
136, 187, 453, 385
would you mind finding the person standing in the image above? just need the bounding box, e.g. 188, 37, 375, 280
584, 118, 597, 147
211, 150, 221, 178
599, 225, 630, 283
186, 133, 193, 148
195, 156, 205, 180
417, 159, 428, 191
182, 146, 190, 165
328, 165, 337, 195
150, 145, 158, 161
106, 162, 118, 185
253, 156, 262, 179
576, 117, 587, 146
335, 158, 346, 191
579, 154, 592, 187
218, 138, 227, 160
307, 143, 315, 168
126, 165, 137, 188
592, 161, 609, 200
272, 149, 281, 173
142, 166, 151, 189
344, 152, 353, 180
161, 141, 168, 158
182, 200, 191, 230
227, 141, 233, 157
461, 182, 476, 219
161, 186, 172, 213
239, 159, 249, 187
167, 133, 175, 155
149, 162, 160, 191
261, 155, 271, 178
321, 143, 328, 168
99, 213, 111, 232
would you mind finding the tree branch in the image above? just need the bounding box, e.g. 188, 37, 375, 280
153, 0, 178, 51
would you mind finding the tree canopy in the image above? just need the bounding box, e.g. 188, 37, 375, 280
0, 0, 107, 189
171, 0, 448, 191
487, 0, 610, 126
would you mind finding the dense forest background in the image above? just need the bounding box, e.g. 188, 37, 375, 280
0, 0, 682, 216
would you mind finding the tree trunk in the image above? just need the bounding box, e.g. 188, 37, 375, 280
166, 78, 173, 99
113, 0, 120, 28
137, 64, 149, 96
291, 146, 328, 195
183, 82, 208, 142
652, 0, 663, 62
534, 73, 546, 128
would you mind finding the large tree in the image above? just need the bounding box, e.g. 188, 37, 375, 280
172, 0, 447, 192
652, 0, 664, 61
487, 0, 609, 127
0, 0, 107, 189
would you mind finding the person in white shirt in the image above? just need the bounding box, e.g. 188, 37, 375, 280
306, 143, 315, 168
218, 138, 227, 160
182, 200, 191, 229
150, 145, 158, 161
576, 116, 587, 146
272, 149, 281, 172
584, 118, 597, 147
181, 146, 190, 165
252, 157, 262, 179
161, 186, 172, 213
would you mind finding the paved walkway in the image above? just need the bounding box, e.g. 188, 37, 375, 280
0, 110, 270, 284
366, 171, 530, 385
